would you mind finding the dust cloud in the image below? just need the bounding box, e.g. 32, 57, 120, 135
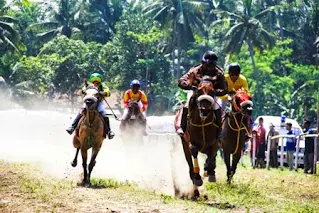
0, 99, 207, 197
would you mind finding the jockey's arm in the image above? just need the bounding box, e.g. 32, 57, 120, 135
100, 82, 111, 97
214, 74, 228, 97
123, 90, 130, 108
140, 91, 148, 112
178, 69, 195, 90
240, 75, 250, 96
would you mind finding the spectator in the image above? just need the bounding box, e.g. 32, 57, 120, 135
268, 123, 279, 168
302, 119, 315, 174
256, 117, 266, 168
285, 122, 296, 171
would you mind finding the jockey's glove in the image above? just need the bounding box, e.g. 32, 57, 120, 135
99, 91, 106, 97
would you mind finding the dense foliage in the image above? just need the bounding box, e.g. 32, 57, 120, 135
0, 0, 318, 122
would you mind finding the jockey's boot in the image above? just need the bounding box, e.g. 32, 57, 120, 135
176, 107, 188, 136
103, 116, 115, 139
214, 108, 222, 140
66, 113, 81, 135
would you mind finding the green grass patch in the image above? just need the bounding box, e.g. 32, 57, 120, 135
89, 177, 132, 188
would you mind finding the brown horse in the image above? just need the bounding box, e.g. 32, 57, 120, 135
174, 76, 219, 198
221, 89, 253, 183
71, 84, 105, 186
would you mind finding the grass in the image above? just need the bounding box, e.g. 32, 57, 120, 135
205, 155, 319, 212
1, 158, 319, 213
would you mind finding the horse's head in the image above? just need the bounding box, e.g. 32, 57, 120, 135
128, 100, 140, 117
83, 84, 99, 110
195, 75, 215, 118
231, 89, 253, 116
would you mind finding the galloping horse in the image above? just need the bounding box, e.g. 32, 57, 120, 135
71, 84, 105, 186
174, 76, 220, 198
221, 89, 253, 183
120, 100, 144, 138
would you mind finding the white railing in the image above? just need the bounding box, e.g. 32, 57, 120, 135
262, 134, 319, 172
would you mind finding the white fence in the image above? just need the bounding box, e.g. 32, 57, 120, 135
251, 133, 318, 172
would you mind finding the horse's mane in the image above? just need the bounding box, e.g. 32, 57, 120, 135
198, 76, 214, 93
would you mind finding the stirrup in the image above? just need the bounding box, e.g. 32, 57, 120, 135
108, 131, 115, 139
66, 127, 74, 135
176, 128, 184, 135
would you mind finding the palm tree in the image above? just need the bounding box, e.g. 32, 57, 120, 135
0, 3, 21, 52
143, 0, 207, 78
81, 0, 125, 43
213, 0, 276, 112
26, 0, 84, 43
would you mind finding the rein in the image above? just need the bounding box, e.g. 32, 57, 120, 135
187, 98, 218, 153
227, 111, 250, 155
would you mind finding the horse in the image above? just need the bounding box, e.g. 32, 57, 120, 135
120, 100, 145, 139
174, 76, 220, 198
71, 84, 105, 186
221, 89, 253, 183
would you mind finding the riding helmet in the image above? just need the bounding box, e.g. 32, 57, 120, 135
130, 79, 140, 88
228, 63, 241, 75
89, 73, 103, 83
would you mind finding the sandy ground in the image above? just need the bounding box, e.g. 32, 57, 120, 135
0, 109, 207, 196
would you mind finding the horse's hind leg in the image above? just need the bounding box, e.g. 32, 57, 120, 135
71, 148, 80, 167
81, 149, 89, 186
88, 145, 102, 184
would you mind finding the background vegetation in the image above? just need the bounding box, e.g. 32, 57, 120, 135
0, 0, 318, 122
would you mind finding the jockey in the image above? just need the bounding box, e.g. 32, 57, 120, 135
220, 63, 250, 111
120, 79, 148, 136
65, 73, 115, 139
221, 63, 252, 140
176, 51, 228, 139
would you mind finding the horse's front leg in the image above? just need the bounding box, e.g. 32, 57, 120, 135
71, 148, 80, 167
181, 138, 195, 182
88, 144, 102, 185
189, 145, 203, 187
205, 145, 217, 182
223, 148, 232, 184
81, 148, 89, 186
231, 151, 242, 179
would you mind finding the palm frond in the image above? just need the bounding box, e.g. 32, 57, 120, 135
26, 22, 59, 32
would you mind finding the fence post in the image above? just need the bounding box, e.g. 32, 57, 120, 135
280, 137, 284, 169
314, 135, 318, 174
295, 135, 301, 171
252, 134, 256, 168
266, 135, 271, 169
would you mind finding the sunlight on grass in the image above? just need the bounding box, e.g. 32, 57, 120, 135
89, 177, 132, 188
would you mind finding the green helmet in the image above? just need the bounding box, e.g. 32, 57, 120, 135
89, 73, 103, 83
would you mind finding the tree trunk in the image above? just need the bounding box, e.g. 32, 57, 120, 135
248, 41, 260, 115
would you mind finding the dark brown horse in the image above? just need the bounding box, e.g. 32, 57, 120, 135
71, 84, 105, 186
221, 89, 253, 183
174, 76, 219, 198
120, 101, 144, 139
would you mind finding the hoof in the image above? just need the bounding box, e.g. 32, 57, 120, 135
81, 180, 90, 187
71, 161, 77, 167
192, 189, 200, 201
194, 178, 203, 187
208, 175, 216, 182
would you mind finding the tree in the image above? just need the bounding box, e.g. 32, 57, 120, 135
26, 0, 84, 43
214, 0, 276, 113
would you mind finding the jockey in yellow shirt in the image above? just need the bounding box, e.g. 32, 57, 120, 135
120, 79, 148, 136
220, 63, 250, 111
